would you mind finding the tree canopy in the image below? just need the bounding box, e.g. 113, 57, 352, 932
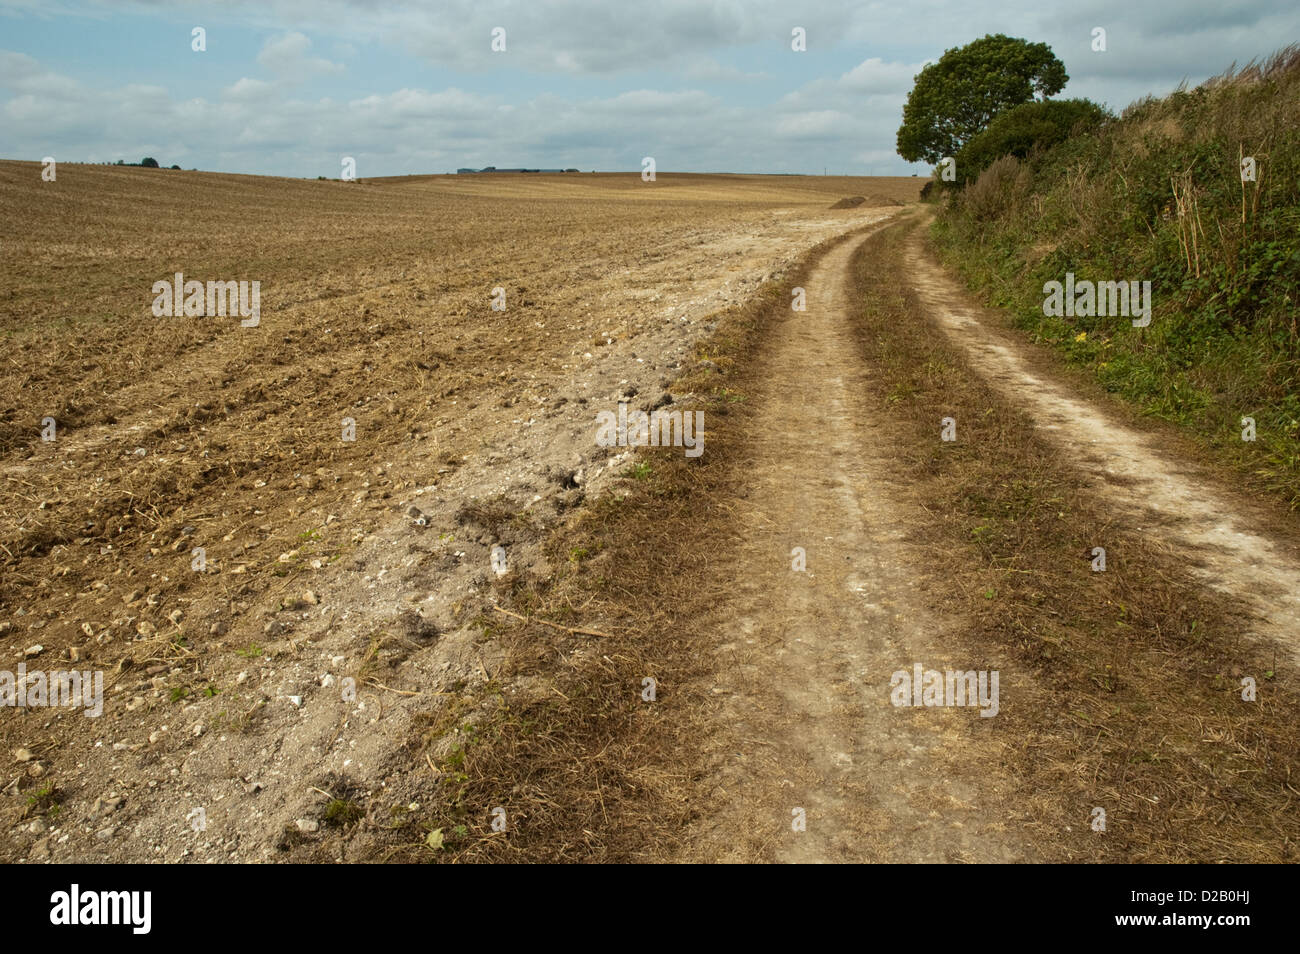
896, 34, 1068, 165
955, 98, 1111, 183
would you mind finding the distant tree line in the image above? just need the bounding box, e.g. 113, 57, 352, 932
101, 158, 185, 170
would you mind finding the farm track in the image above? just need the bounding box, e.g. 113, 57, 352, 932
906, 224, 1300, 664
4, 168, 1296, 863
677, 221, 1032, 862
667, 214, 1299, 862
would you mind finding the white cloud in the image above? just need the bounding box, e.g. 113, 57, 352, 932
256, 32, 344, 80
0, 50, 42, 85
774, 109, 851, 139
838, 57, 921, 95
683, 58, 769, 82
0, 48, 81, 98
224, 77, 275, 101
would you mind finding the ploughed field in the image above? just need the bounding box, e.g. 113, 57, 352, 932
0, 163, 919, 860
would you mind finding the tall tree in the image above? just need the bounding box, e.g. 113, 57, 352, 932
897, 34, 1068, 165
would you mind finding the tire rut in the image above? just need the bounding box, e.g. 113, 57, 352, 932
681, 219, 1033, 863
906, 224, 1300, 666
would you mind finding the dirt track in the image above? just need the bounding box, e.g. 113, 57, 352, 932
679, 219, 1031, 862
669, 213, 1300, 863
906, 225, 1300, 665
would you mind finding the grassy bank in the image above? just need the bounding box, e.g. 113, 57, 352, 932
931, 46, 1300, 506
850, 217, 1299, 862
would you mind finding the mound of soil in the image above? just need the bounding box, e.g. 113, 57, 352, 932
830, 195, 867, 209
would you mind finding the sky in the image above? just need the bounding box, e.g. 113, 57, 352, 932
1, 0, 1296, 178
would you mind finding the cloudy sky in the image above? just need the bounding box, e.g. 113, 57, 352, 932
1, 0, 1295, 178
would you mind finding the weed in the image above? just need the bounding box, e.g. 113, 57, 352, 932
324, 798, 364, 828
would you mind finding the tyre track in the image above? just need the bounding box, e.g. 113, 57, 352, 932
906, 223, 1300, 665
682, 217, 1033, 863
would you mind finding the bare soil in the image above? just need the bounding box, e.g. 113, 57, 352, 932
0, 165, 922, 862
